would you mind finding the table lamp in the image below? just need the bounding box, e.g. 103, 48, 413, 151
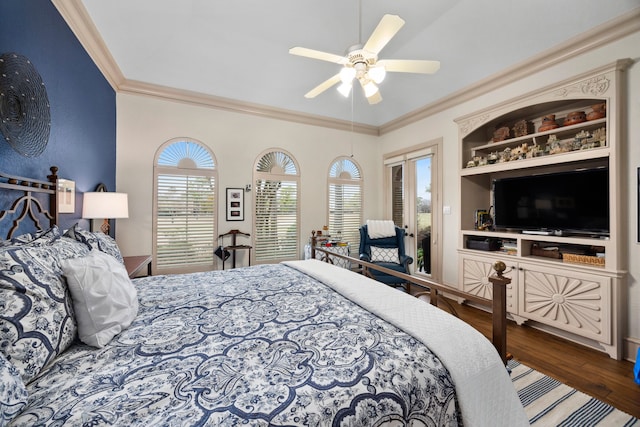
82, 192, 129, 235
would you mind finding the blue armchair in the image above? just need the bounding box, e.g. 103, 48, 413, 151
359, 225, 413, 290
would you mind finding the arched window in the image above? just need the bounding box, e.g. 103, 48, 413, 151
153, 139, 217, 274
328, 157, 363, 248
253, 149, 300, 263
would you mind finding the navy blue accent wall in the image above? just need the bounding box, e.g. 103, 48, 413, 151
0, 0, 116, 232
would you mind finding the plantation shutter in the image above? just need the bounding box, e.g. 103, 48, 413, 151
253, 150, 299, 263
328, 157, 363, 248
153, 140, 217, 274
391, 164, 404, 227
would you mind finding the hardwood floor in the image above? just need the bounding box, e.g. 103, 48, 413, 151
450, 300, 640, 419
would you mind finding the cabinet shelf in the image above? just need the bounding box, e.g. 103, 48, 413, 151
470, 118, 606, 153
462, 117, 607, 172
460, 146, 608, 176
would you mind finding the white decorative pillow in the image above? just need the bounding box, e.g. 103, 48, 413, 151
0, 352, 27, 425
62, 251, 138, 348
370, 246, 399, 263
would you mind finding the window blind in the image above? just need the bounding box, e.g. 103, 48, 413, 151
254, 179, 298, 262
156, 173, 216, 270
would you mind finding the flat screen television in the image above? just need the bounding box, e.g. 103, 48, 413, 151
492, 167, 609, 237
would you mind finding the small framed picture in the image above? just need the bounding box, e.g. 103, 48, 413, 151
57, 179, 75, 214
226, 188, 244, 221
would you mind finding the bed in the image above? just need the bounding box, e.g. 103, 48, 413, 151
0, 168, 528, 426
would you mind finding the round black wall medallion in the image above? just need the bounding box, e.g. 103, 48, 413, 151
0, 52, 51, 157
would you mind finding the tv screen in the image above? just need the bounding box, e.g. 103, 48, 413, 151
493, 168, 609, 236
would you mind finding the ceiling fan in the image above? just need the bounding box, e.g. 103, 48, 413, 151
289, 14, 440, 105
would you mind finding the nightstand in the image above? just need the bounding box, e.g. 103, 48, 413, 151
124, 255, 152, 278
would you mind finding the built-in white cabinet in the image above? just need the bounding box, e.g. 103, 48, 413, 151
455, 59, 631, 359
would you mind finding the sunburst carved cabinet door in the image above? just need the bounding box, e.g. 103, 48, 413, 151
518, 262, 611, 344
460, 254, 517, 314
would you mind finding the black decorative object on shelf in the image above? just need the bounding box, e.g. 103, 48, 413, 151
0, 52, 51, 157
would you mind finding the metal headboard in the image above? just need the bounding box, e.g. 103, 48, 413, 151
0, 166, 59, 239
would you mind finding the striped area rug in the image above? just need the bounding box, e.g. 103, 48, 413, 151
509, 360, 639, 426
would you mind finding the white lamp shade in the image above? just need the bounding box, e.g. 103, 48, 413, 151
337, 82, 352, 97
363, 81, 379, 97
82, 192, 129, 219
339, 66, 356, 84
368, 65, 386, 84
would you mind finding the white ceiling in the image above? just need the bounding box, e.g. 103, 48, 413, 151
81, 0, 639, 127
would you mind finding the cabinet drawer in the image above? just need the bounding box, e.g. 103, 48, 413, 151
459, 254, 517, 314
518, 262, 611, 343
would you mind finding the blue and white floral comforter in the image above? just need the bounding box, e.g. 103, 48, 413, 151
10, 260, 527, 426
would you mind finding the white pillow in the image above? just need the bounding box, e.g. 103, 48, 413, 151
62, 251, 138, 348
370, 246, 399, 263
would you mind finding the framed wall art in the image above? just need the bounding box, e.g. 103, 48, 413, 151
226, 188, 244, 221
57, 179, 76, 213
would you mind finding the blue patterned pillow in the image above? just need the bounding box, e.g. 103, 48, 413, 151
0, 238, 89, 383
1, 226, 61, 248
64, 224, 124, 264
0, 352, 27, 424
62, 223, 95, 247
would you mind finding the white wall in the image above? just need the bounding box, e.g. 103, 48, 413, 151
115, 93, 382, 267
377, 31, 640, 355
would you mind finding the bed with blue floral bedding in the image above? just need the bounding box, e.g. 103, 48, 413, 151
1, 232, 527, 427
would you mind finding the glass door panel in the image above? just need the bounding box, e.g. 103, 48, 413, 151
414, 156, 432, 275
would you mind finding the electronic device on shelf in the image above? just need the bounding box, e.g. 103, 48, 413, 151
492, 167, 609, 237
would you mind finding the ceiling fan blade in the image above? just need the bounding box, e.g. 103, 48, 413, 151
304, 74, 342, 98
289, 47, 347, 64
378, 59, 441, 74
363, 14, 405, 55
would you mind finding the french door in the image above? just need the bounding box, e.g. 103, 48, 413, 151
384, 141, 442, 281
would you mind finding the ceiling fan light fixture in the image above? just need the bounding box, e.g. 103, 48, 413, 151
339, 66, 356, 84
363, 80, 379, 98
289, 14, 439, 103
368, 65, 386, 84
337, 82, 352, 97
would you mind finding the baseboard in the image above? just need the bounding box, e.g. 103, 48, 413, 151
624, 337, 640, 363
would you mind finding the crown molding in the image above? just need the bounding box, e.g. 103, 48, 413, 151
379, 7, 640, 135
53, 1, 639, 137
118, 79, 379, 135
52, 0, 125, 89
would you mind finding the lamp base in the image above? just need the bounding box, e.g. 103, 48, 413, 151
100, 218, 110, 235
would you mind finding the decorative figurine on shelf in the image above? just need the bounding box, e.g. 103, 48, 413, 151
499, 147, 511, 162
548, 135, 562, 154
513, 119, 533, 138
590, 127, 606, 147
527, 142, 542, 158
574, 130, 590, 150
492, 126, 511, 142
539, 114, 559, 132
587, 103, 606, 121
564, 111, 586, 126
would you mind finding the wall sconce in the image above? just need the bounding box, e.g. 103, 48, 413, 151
82, 192, 129, 235
57, 179, 76, 213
